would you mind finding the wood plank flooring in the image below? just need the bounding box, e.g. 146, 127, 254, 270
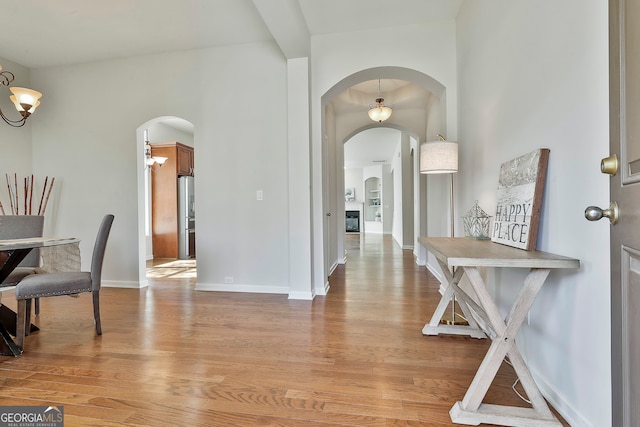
0, 234, 568, 426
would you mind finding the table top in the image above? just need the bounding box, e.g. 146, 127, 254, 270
0, 237, 79, 251
418, 237, 580, 269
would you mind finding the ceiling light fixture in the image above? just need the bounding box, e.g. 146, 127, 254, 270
368, 79, 392, 123
0, 64, 42, 127
144, 129, 168, 168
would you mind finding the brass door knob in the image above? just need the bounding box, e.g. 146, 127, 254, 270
585, 202, 619, 225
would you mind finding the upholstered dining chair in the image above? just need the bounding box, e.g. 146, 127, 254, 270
14, 214, 114, 351
0, 215, 45, 285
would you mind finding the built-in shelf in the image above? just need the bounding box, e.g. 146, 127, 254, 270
364, 177, 382, 222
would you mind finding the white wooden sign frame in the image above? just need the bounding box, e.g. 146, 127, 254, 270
491, 148, 550, 251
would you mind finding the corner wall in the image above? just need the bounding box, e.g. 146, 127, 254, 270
0, 57, 34, 205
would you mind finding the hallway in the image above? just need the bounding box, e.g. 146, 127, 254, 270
0, 234, 568, 425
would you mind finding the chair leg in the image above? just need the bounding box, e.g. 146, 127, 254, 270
34, 298, 40, 316
24, 299, 32, 336
16, 299, 27, 350
92, 290, 102, 335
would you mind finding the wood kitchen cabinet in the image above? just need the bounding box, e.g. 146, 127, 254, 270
176, 144, 194, 176
150, 142, 194, 259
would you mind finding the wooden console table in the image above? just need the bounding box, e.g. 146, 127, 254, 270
419, 237, 579, 427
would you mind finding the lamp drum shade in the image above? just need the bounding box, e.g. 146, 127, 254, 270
420, 141, 458, 174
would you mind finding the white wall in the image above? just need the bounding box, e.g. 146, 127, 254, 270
344, 168, 364, 203
456, 1, 610, 426
391, 142, 403, 244
28, 42, 292, 294
146, 122, 193, 147
382, 164, 393, 235
0, 57, 35, 215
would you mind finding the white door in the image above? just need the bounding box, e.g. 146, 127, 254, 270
606, 1, 640, 425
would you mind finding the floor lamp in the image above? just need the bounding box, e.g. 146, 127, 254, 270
420, 135, 466, 325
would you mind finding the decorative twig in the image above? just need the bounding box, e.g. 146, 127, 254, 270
29, 174, 34, 215
41, 177, 55, 216
14, 173, 18, 215
37, 176, 48, 215
6, 174, 15, 215
23, 177, 27, 215
0, 200, 4, 215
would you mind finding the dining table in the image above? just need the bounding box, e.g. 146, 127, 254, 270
0, 236, 79, 356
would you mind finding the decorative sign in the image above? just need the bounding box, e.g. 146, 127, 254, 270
491, 148, 550, 250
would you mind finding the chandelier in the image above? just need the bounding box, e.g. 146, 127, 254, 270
144, 129, 168, 168
0, 64, 42, 127
367, 79, 392, 123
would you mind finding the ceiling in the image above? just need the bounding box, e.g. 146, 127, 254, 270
0, 0, 461, 69
0, 0, 462, 164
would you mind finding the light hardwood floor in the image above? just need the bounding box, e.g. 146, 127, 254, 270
0, 234, 568, 426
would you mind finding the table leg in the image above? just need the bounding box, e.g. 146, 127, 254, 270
0, 248, 32, 283
0, 248, 38, 356
0, 305, 22, 357
449, 267, 560, 427
422, 259, 486, 339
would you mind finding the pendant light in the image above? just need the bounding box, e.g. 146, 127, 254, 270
368, 79, 392, 123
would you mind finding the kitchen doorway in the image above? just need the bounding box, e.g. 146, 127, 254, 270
136, 116, 196, 285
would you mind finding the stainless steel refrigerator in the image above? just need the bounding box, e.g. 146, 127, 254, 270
178, 176, 195, 259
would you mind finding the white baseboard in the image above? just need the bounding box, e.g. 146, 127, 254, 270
426, 261, 444, 284
530, 366, 593, 427
315, 280, 329, 296
195, 282, 289, 294
402, 245, 414, 250
102, 280, 148, 289
288, 291, 315, 300
328, 260, 339, 276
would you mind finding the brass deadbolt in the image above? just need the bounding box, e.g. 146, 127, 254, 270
600, 154, 618, 176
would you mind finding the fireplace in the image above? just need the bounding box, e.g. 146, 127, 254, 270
346, 210, 360, 232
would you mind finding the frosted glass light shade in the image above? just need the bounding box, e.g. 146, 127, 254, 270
368, 104, 393, 122
10, 87, 42, 113
10, 96, 40, 113
420, 141, 458, 174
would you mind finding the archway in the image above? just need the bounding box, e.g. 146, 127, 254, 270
136, 116, 195, 287
319, 66, 449, 282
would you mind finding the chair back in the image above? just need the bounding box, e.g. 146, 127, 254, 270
0, 215, 44, 267
90, 214, 114, 291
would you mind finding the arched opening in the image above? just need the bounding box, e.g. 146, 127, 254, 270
136, 116, 195, 286
320, 66, 449, 281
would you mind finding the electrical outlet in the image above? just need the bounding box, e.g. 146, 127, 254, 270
224, 276, 234, 284
256, 190, 263, 201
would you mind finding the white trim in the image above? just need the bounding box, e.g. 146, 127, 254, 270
103, 280, 148, 289
328, 260, 339, 275
530, 366, 593, 427
195, 282, 289, 294
315, 280, 330, 296
288, 291, 315, 300
426, 261, 444, 283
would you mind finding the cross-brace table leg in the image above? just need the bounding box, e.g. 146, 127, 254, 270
0, 248, 36, 357
422, 258, 486, 339
449, 267, 561, 427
